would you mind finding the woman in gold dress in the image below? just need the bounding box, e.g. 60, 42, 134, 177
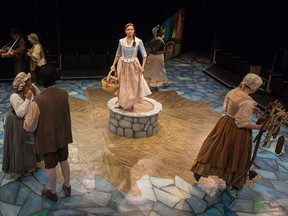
191, 73, 264, 189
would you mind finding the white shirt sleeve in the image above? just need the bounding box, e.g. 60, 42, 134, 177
10, 93, 31, 118
23, 101, 40, 132
235, 100, 255, 128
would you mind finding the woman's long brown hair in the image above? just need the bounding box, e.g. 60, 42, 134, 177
125, 23, 136, 47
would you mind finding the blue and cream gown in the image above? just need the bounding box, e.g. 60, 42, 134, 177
115, 36, 151, 109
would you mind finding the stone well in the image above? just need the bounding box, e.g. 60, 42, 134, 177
107, 97, 162, 138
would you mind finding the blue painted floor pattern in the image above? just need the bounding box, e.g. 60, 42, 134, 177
0, 52, 288, 215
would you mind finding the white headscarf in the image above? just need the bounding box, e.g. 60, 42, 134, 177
241, 73, 263, 90
12, 72, 31, 91
152, 24, 160, 37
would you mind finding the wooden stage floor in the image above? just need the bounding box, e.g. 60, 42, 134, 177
53, 89, 225, 197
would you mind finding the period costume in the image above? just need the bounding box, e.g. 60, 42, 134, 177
115, 36, 151, 110
144, 25, 169, 87
13, 36, 27, 73
25, 87, 72, 156
8, 28, 28, 74
24, 64, 72, 201
191, 73, 263, 189
27, 33, 46, 83
2, 73, 40, 177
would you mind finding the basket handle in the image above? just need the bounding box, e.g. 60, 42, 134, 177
107, 70, 117, 81
108, 69, 115, 76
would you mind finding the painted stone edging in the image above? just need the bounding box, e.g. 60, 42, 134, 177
107, 97, 162, 138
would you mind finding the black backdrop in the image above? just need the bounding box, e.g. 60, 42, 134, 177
1, 0, 288, 59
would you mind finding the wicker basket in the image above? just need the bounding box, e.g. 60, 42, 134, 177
102, 70, 119, 93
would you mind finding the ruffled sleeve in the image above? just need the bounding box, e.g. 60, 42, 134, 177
10, 93, 31, 118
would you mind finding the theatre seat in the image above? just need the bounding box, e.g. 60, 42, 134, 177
79, 54, 93, 70
61, 54, 78, 70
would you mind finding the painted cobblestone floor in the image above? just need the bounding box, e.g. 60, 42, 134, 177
0, 52, 288, 215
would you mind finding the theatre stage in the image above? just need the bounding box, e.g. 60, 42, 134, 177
49, 89, 224, 197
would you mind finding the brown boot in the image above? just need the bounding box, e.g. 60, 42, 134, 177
42, 188, 58, 201
63, 183, 71, 197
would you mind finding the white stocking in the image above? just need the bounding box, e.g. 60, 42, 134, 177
47, 168, 56, 193
60, 160, 71, 187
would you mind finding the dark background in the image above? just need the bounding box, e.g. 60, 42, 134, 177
1, 0, 287, 68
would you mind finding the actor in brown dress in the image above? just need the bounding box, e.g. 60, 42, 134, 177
191, 73, 264, 189
2, 72, 40, 179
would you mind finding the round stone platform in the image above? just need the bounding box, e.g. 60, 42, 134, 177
107, 97, 162, 138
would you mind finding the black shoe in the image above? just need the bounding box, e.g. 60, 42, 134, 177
193, 173, 201, 181
42, 188, 58, 201
62, 183, 71, 197
150, 86, 158, 91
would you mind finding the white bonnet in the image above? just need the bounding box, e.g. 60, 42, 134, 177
242, 73, 263, 90
152, 24, 160, 37
12, 72, 31, 91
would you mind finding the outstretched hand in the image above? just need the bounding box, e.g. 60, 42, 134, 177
253, 107, 263, 115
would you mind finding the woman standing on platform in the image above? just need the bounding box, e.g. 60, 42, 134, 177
110, 23, 151, 111
191, 73, 265, 189
144, 24, 170, 89
2, 72, 41, 179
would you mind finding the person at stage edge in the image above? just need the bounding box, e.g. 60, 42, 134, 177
2, 72, 41, 179
24, 64, 72, 202
27, 33, 46, 83
0, 28, 28, 74
190, 73, 266, 189
110, 23, 151, 111
144, 24, 170, 89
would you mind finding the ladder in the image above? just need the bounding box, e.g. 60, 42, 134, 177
265, 47, 288, 92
